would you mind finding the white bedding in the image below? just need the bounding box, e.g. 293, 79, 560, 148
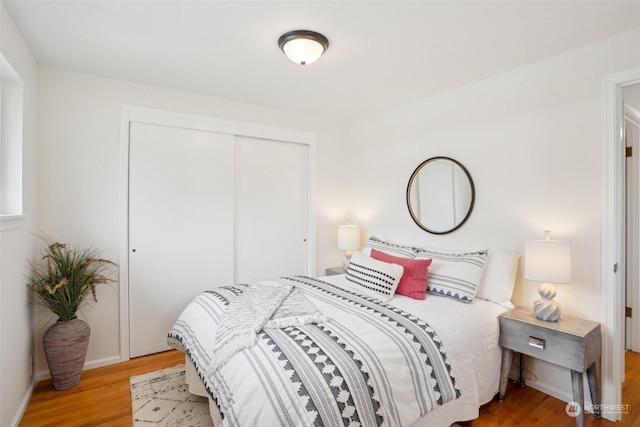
180, 274, 507, 427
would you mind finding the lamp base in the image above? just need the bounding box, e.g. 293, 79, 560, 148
533, 298, 561, 322
343, 250, 353, 270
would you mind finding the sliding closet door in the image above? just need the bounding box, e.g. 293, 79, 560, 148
234, 136, 308, 283
128, 122, 234, 358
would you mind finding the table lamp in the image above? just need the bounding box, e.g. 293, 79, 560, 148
524, 230, 572, 322
338, 223, 360, 269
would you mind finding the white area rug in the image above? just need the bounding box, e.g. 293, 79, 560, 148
130, 364, 213, 427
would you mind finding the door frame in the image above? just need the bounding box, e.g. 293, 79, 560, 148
118, 104, 317, 361
601, 67, 640, 421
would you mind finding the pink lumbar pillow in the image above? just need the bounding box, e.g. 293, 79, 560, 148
370, 249, 432, 300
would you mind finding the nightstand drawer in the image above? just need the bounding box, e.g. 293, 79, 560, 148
499, 317, 586, 371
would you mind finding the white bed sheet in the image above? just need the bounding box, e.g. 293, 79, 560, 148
184, 274, 507, 427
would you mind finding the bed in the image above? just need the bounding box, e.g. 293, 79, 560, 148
168, 236, 520, 427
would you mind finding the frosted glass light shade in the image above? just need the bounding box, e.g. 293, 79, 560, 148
524, 239, 572, 284
338, 224, 360, 250
278, 30, 329, 66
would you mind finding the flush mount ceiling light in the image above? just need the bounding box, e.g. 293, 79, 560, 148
278, 30, 329, 66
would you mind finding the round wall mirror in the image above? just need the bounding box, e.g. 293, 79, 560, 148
406, 157, 475, 234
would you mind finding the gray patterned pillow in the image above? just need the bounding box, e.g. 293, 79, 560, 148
414, 247, 488, 303
362, 235, 418, 259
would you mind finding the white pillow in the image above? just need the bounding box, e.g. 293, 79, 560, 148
414, 247, 488, 303
475, 250, 520, 308
362, 235, 417, 259
345, 251, 404, 302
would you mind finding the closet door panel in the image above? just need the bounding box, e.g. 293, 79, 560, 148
128, 122, 234, 358
234, 136, 308, 283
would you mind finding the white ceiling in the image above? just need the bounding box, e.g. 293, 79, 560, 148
4, 1, 640, 123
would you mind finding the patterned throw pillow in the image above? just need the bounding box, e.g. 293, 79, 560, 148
362, 235, 418, 259
370, 249, 432, 300
346, 251, 404, 302
414, 247, 488, 303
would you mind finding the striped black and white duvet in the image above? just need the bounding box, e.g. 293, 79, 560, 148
168, 276, 460, 427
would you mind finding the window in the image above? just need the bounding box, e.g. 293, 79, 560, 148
0, 53, 25, 230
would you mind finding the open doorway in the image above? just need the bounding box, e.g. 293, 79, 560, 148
602, 68, 640, 422
625, 86, 640, 353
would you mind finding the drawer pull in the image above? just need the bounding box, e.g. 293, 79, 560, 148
529, 336, 545, 349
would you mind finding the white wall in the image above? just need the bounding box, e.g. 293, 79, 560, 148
626, 83, 640, 109
348, 28, 640, 405
0, 3, 39, 426
35, 67, 350, 374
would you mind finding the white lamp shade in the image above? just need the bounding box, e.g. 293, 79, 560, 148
338, 225, 360, 250
524, 239, 572, 283
282, 38, 325, 65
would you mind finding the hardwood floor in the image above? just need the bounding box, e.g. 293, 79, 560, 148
461, 350, 640, 427
18, 349, 640, 426
19, 350, 184, 427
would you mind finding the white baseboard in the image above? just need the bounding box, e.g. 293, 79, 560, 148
85, 355, 122, 370
522, 379, 572, 404
9, 377, 38, 427
34, 354, 123, 382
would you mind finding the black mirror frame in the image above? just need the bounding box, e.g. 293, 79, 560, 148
406, 156, 475, 235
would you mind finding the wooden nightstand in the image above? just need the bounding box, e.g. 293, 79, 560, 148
325, 266, 345, 276
498, 306, 601, 427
